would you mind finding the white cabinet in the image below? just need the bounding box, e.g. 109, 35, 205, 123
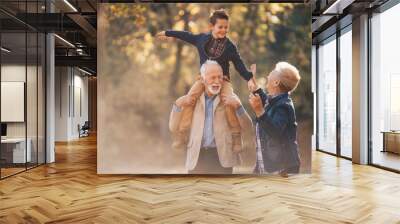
1, 138, 32, 163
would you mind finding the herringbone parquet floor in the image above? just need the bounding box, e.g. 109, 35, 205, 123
1, 135, 400, 224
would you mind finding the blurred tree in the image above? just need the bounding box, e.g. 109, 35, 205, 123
100, 3, 312, 137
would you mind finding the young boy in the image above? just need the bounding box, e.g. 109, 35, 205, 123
248, 62, 301, 176
156, 9, 256, 151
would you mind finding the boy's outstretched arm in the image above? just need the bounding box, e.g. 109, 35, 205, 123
231, 45, 253, 82
156, 30, 197, 45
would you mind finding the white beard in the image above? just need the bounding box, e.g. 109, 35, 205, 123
207, 85, 221, 95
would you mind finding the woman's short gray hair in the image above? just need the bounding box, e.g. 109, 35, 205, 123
200, 60, 220, 78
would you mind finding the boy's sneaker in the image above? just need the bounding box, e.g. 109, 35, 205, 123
279, 170, 289, 178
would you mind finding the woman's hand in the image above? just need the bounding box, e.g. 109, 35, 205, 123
249, 93, 265, 117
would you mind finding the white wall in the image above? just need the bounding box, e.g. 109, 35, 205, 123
1, 66, 26, 136
55, 67, 89, 141
1, 63, 46, 164
72, 73, 89, 138
1, 65, 37, 138
55, 66, 69, 141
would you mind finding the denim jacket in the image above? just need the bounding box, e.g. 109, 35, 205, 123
254, 89, 300, 173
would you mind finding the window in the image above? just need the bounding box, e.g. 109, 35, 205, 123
317, 36, 337, 154
370, 3, 400, 171
339, 28, 352, 158
0, 1, 46, 179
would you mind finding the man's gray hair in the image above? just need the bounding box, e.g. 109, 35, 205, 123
200, 60, 221, 78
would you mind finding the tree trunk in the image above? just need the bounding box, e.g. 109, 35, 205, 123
168, 10, 190, 99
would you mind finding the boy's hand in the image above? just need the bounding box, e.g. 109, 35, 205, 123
249, 93, 265, 117
250, 64, 256, 75
248, 64, 258, 92
222, 94, 241, 110
175, 95, 196, 108
155, 31, 172, 41
247, 78, 257, 92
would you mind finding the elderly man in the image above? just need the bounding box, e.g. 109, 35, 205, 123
169, 60, 254, 174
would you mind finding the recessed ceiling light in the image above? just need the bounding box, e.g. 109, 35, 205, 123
323, 0, 355, 15
54, 34, 75, 48
1, 47, 11, 53
63, 0, 78, 12
77, 67, 93, 76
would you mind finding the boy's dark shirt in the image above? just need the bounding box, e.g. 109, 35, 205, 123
165, 30, 253, 81
205, 37, 227, 59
